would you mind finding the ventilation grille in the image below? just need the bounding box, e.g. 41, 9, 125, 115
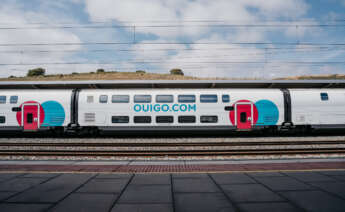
84, 113, 96, 122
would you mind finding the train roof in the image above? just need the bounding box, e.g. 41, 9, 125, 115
1, 80, 345, 89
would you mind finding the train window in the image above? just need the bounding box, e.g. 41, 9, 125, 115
0, 116, 5, 124
112, 95, 129, 103
99, 95, 108, 103
156, 95, 174, 103
156, 116, 174, 123
178, 95, 196, 103
200, 95, 218, 103
112, 116, 129, 123
178, 116, 196, 123
321, 93, 329, 101
87, 96, 94, 103
200, 116, 218, 123
134, 95, 151, 103
134, 116, 152, 123
0, 96, 6, 104
27, 113, 33, 124
10, 96, 18, 104
222, 95, 230, 103
240, 112, 247, 123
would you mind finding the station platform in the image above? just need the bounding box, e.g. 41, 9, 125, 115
1, 159, 345, 212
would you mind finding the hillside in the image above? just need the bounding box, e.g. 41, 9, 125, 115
1, 71, 344, 81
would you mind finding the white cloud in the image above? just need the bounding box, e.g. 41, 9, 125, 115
0, 3, 82, 77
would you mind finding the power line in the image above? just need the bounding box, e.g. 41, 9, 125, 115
1, 61, 344, 66
0, 46, 343, 54
1, 42, 345, 47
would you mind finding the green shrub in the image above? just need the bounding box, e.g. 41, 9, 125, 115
170, 68, 184, 76
136, 70, 146, 74
27, 68, 46, 77
96, 69, 105, 73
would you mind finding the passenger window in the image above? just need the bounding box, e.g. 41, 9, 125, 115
0, 116, 5, 124
178, 116, 196, 123
112, 116, 129, 123
99, 95, 108, 103
134, 116, 152, 123
200, 116, 218, 123
87, 96, 94, 103
112, 95, 129, 103
134, 95, 151, 103
156, 95, 174, 103
10, 96, 18, 104
222, 95, 230, 103
321, 93, 329, 101
27, 113, 33, 124
156, 116, 174, 123
240, 112, 247, 123
178, 95, 196, 103
200, 95, 218, 103
0, 96, 6, 104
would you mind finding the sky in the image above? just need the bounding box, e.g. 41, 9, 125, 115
0, 0, 344, 79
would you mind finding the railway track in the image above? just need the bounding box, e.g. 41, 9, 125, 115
1, 138, 345, 159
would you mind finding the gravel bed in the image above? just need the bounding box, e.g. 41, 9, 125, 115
0, 136, 345, 144
3, 144, 345, 151
1, 154, 345, 161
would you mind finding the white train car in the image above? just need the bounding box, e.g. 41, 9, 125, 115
0, 89, 72, 132
78, 89, 285, 131
0, 80, 345, 134
290, 89, 345, 129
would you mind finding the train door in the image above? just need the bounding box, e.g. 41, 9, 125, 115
22, 103, 40, 131
235, 102, 253, 130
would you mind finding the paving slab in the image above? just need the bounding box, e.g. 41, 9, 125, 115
280, 190, 345, 212
118, 184, 172, 203
0, 203, 51, 212
221, 184, 283, 203
0, 191, 17, 201
173, 178, 219, 193
50, 193, 117, 212
6, 174, 94, 203
77, 178, 129, 193
319, 170, 345, 176
0, 173, 24, 182
254, 176, 313, 191
174, 193, 235, 212
96, 174, 132, 179
310, 181, 345, 199
247, 172, 284, 177
238, 202, 302, 212
210, 173, 256, 184
283, 172, 336, 182
131, 174, 170, 185
111, 204, 173, 212
172, 173, 209, 179
20, 173, 60, 178
0, 178, 47, 192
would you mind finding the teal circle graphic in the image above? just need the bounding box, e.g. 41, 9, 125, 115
41, 101, 65, 126
255, 100, 279, 125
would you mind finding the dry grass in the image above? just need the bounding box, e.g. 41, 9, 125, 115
2, 71, 344, 81
0, 71, 256, 81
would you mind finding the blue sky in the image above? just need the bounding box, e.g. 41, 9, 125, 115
0, 0, 344, 78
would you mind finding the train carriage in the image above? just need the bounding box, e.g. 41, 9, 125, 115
0, 80, 344, 134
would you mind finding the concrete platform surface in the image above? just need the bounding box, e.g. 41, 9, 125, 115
1, 170, 345, 212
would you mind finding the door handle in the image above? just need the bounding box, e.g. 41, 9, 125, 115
34, 118, 38, 122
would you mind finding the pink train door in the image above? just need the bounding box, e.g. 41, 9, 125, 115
22, 104, 40, 131
235, 103, 253, 130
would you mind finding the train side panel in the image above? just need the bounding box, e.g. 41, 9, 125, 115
290, 89, 345, 128
0, 90, 72, 131
77, 89, 284, 131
